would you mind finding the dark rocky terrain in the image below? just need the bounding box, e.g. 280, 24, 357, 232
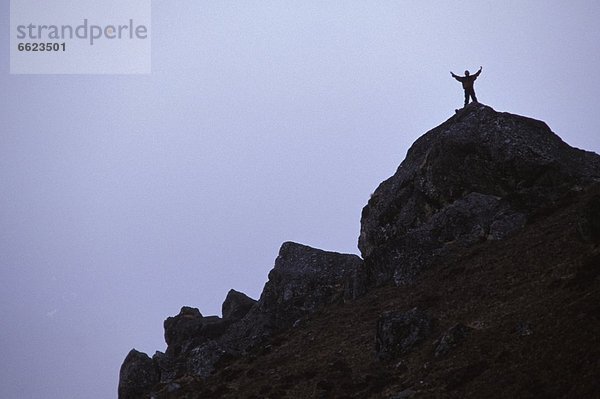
119, 103, 600, 398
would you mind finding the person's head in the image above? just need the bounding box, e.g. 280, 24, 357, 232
464, 70, 470, 76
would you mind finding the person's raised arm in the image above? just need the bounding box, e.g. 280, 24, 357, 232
474, 66, 482, 77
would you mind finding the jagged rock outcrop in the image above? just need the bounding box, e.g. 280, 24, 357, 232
359, 103, 600, 285
222, 289, 256, 321
118, 349, 160, 399
256, 241, 364, 329
151, 307, 237, 383
118, 242, 363, 397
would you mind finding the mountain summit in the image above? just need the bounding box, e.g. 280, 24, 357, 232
119, 104, 600, 398
360, 103, 600, 286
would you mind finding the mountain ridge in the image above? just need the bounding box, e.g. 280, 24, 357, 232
119, 104, 600, 398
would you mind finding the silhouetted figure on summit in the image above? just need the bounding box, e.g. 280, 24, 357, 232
451, 66, 482, 108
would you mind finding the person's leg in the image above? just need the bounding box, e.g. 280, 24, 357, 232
464, 91, 469, 107
471, 89, 478, 103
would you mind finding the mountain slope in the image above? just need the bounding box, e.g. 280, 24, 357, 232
119, 104, 600, 398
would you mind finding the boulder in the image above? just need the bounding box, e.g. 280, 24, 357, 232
118, 349, 159, 399
222, 289, 257, 320
157, 305, 239, 385
257, 241, 364, 329
164, 306, 205, 357
375, 308, 432, 360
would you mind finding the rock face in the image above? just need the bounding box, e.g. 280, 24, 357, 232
257, 241, 364, 329
359, 103, 600, 285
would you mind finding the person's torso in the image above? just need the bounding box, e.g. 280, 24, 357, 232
462, 76, 476, 90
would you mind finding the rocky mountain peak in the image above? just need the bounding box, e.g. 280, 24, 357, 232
359, 103, 600, 285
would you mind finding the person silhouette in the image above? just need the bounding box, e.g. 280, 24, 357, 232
451, 66, 482, 107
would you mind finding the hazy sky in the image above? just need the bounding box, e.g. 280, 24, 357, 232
2, 1, 600, 398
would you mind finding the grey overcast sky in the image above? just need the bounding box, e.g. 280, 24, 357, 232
1, 1, 600, 398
